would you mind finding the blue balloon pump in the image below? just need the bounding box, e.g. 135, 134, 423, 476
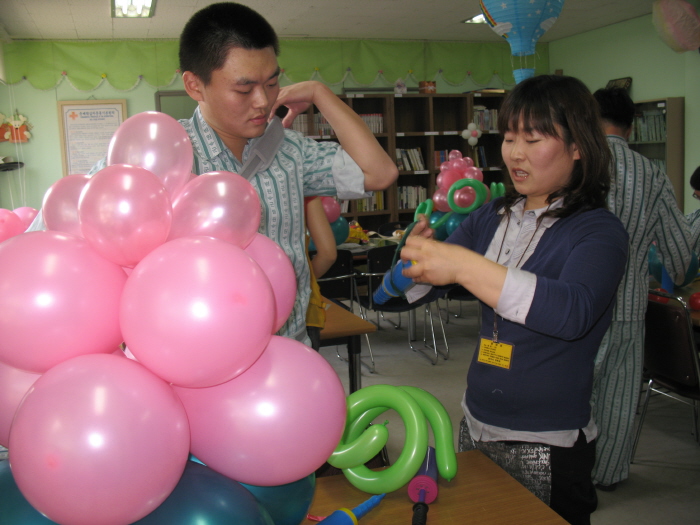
372, 260, 414, 305
318, 494, 385, 524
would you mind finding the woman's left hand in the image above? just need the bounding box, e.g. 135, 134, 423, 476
401, 236, 465, 286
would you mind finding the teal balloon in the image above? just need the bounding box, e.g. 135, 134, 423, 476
330, 216, 350, 245
429, 211, 449, 241
648, 244, 662, 282
445, 213, 469, 237
241, 474, 315, 525
0, 460, 57, 524
134, 461, 273, 525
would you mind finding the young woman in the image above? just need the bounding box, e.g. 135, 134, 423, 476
401, 75, 629, 525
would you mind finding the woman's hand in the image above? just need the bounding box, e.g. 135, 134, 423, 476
400, 236, 463, 286
408, 214, 434, 240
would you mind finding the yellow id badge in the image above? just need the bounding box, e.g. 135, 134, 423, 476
477, 338, 514, 369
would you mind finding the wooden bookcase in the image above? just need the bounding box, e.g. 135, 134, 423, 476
629, 97, 684, 209
300, 91, 507, 232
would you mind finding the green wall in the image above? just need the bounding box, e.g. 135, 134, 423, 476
0, 38, 548, 211
549, 14, 700, 214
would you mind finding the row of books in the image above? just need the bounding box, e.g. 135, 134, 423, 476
354, 191, 386, 212
290, 113, 383, 136
397, 185, 428, 210
473, 105, 499, 131
629, 109, 666, 143
396, 148, 426, 171
472, 146, 489, 169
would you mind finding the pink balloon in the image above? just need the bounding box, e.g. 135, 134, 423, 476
448, 149, 462, 160
79, 164, 172, 268
9, 353, 190, 525
439, 161, 451, 172
0, 209, 24, 243
107, 111, 194, 198
121, 236, 275, 388
244, 233, 297, 333
174, 336, 347, 486
0, 231, 127, 373
463, 156, 475, 168
169, 171, 261, 249
12, 206, 38, 230
450, 158, 470, 173
453, 186, 476, 209
42, 174, 91, 237
432, 188, 450, 213
320, 196, 341, 223
438, 169, 464, 191
0, 359, 41, 447
463, 166, 484, 182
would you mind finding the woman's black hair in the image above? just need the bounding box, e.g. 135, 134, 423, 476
497, 74, 611, 219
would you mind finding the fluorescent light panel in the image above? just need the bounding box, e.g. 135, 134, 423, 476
462, 14, 486, 24
112, 0, 156, 18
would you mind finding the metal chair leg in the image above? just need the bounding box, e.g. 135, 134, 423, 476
631, 378, 654, 463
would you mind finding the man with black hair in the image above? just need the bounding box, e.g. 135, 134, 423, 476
591, 87, 693, 491
686, 166, 700, 252
177, 3, 397, 345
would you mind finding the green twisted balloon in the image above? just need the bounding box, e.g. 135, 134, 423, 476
327, 384, 457, 494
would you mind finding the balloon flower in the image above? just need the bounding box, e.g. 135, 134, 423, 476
480, 0, 565, 83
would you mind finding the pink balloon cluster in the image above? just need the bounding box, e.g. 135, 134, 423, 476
0, 111, 347, 525
432, 150, 489, 211
0, 206, 37, 243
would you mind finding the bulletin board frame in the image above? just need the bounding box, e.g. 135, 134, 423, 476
57, 99, 127, 177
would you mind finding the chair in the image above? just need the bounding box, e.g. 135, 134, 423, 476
631, 289, 700, 462
317, 249, 375, 372
441, 284, 480, 324
354, 244, 448, 365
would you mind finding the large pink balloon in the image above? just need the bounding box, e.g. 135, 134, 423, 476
12, 206, 38, 230
174, 336, 347, 486
9, 353, 190, 525
463, 166, 484, 182
107, 111, 194, 198
0, 360, 40, 447
432, 188, 451, 213
0, 209, 24, 243
453, 186, 476, 209
78, 164, 172, 268
320, 196, 341, 223
0, 231, 127, 373
244, 233, 296, 333
169, 171, 261, 249
42, 174, 91, 237
120, 236, 275, 388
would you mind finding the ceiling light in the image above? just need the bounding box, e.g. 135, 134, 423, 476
112, 0, 156, 18
462, 14, 486, 24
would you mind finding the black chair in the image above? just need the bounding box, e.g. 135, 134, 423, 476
441, 284, 480, 324
631, 289, 700, 462
354, 244, 448, 365
376, 221, 412, 238
317, 249, 375, 372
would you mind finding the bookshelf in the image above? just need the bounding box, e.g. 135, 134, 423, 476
629, 97, 684, 208
298, 91, 507, 232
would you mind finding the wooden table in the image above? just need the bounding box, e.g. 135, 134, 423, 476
320, 298, 377, 393
309, 450, 567, 524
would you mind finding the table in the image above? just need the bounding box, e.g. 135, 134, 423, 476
308, 450, 567, 524
319, 298, 377, 393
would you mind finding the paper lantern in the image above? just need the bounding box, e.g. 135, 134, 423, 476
480, 0, 565, 82
652, 0, 700, 53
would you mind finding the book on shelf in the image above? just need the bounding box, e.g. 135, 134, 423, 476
358, 113, 384, 134
630, 109, 666, 143
397, 185, 427, 209
472, 105, 498, 131
354, 190, 385, 212
396, 148, 425, 171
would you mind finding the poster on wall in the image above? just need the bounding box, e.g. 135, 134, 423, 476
57, 100, 127, 177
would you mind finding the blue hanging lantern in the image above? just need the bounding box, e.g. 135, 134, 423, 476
480, 0, 565, 82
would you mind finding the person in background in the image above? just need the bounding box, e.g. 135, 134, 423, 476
685, 165, 700, 253
25, 3, 397, 345
304, 196, 337, 350
590, 87, 693, 492
401, 75, 629, 525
